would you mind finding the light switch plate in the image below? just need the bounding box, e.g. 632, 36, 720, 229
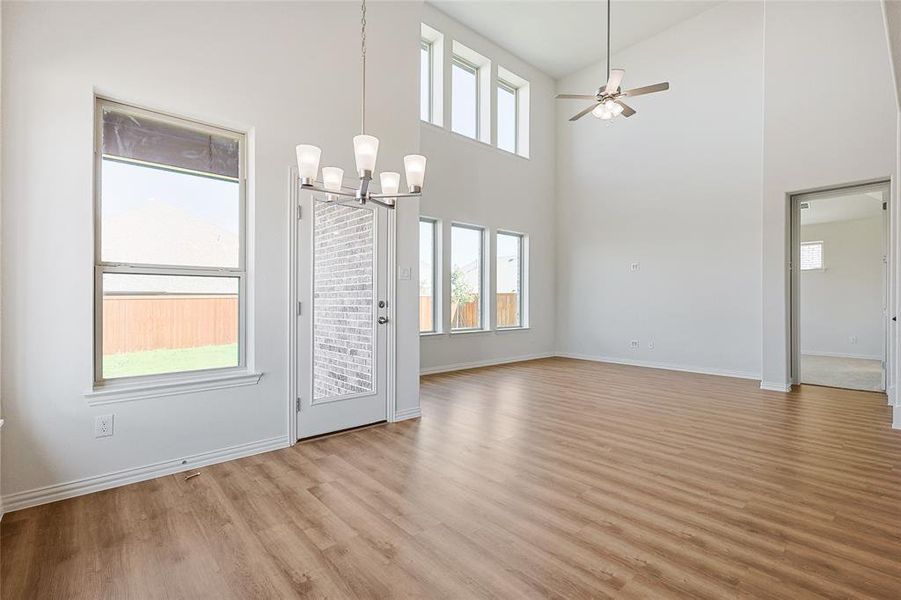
399, 266, 412, 280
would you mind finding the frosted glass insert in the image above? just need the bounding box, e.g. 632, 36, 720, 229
313, 201, 375, 400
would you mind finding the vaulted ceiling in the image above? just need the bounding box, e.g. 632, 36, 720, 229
428, 0, 723, 78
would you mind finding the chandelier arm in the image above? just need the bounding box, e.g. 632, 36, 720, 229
299, 184, 359, 199
606, 0, 611, 82
370, 192, 421, 199
366, 197, 396, 209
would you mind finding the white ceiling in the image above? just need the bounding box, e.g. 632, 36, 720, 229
428, 0, 723, 78
801, 193, 884, 226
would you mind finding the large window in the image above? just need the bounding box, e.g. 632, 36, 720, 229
420, 218, 438, 333
497, 232, 524, 328
451, 224, 484, 331
420, 39, 432, 123
452, 56, 479, 139
497, 79, 518, 154
94, 98, 245, 383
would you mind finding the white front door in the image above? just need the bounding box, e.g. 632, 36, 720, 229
296, 188, 388, 439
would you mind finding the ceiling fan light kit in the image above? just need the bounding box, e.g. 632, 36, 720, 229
295, 0, 426, 209
556, 0, 669, 124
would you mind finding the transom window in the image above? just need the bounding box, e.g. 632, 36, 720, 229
452, 56, 480, 139
94, 98, 246, 383
497, 79, 518, 154
801, 241, 824, 271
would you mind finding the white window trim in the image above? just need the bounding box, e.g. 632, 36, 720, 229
800, 240, 825, 271
450, 222, 489, 333
91, 97, 258, 400
421, 23, 444, 127
498, 65, 530, 158
419, 216, 442, 335
496, 229, 528, 330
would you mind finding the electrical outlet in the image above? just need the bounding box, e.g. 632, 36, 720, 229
630, 262, 640, 272
94, 414, 114, 438
648, 341, 655, 350
630, 340, 639, 350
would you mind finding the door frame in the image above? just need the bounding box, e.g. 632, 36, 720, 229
286, 168, 398, 444
788, 179, 893, 391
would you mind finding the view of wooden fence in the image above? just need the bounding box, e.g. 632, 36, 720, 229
420, 293, 519, 330
103, 295, 238, 354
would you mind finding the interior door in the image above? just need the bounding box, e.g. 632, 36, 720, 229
296, 189, 388, 439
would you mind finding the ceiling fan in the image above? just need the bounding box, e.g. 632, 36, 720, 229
556, 0, 669, 122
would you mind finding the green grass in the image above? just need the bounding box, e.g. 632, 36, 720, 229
103, 343, 238, 379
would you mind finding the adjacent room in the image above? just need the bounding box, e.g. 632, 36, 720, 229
3, 0, 901, 598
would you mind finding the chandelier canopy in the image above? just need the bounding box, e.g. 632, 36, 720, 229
295, 0, 426, 209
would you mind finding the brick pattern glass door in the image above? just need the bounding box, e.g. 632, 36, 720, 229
297, 191, 388, 439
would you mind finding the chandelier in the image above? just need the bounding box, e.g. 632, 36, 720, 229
294, 0, 427, 209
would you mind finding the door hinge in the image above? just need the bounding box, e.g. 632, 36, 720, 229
297, 204, 303, 220
297, 301, 302, 316
883, 201, 887, 210
296, 397, 301, 412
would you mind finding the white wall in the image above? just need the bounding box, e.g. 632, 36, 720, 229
418, 5, 557, 373
1, 1, 422, 506
555, 1, 764, 378
762, 0, 897, 388
800, 217, 885, 360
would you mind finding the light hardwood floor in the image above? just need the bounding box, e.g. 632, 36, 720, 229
3, 357, 901, 599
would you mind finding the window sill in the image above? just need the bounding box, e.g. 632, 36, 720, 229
420, 331, 446, 337
420, 121, 530, 160
85, 370, 263, 406
497, 326, 530, 332
450, 328, 492, 335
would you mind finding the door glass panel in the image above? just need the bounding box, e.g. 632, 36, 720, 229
313, 201, 375, 400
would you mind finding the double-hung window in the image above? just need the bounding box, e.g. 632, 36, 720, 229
496, 231, 525, 328
94, 98, 246, 384
451, 224, 484, 331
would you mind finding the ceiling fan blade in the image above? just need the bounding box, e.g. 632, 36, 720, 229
622, 82, 669, 98
556, 94, 596, 100
605, 69, 625, 94
569, 103, 598, 122
616, 101, 636, 117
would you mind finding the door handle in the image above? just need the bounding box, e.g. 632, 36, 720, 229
378, 316, 389, 325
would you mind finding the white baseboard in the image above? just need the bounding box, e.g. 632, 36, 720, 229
1, 435, 289, 514
393, 407, 422, 421
801, 351, 883, 361
557, 352, 760, 381
420, 352, 554, 376
760, 381, 793, 392
893, 405, 901, 430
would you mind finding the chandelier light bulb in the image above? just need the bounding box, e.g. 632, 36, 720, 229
404, 155, 427, 192
604, 99, 616, 111
322, 167, 344, 192
295, 145, 321, 182
380, 172, 400, 197
592, 105, 613, 119
353, 135, 379, 176
611, 102, 624, 116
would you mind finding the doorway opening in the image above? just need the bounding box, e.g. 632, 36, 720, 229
790, 181, 890, 392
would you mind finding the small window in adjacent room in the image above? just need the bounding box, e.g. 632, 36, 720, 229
452, 56, 479, 139
801, 241, 824, 271
497, 79, 518, 154
420, 218, 438, 333
94, 98, 246, 383
451, 224, 484, 331
497, 231, 525, 328
420, 39, 432, 122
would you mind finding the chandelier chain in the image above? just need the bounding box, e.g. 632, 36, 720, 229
361, 0, 367, 133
